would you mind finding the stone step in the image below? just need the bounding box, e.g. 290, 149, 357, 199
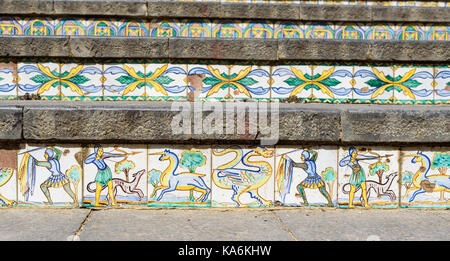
0, 1, 448, 23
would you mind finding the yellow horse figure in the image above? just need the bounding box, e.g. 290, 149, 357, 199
403, 152, 450, 202
149, 150, 210, 202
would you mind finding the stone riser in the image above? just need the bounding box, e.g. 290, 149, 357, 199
0, 60, 448, 104
0, 144, 447, 208
1, 17, 448, 41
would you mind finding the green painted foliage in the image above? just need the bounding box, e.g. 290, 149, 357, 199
116, 75, 139, 85
30, 74, 53, 84
148, 169, 162, 187
153, 76, 174, 85
66, 165, 81, 182
321, 167, 336, 183
67, 74, 90, 85
369, 162, 389, 176
401, 171, 413, 184
115, 160, 135, 173
203, 77, 222, 86
284, 77, 305, 87
180, 151, 206, 173
236, 77, 258, 87
432, 152, 450, 169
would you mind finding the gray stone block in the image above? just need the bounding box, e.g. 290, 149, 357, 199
22, 102, 191, 142
278, 39, 371, 61
341, 105, 450, 144
0, 37, 70, 58
68, 37, 169, 58
0, 0, 53, 15
278, 103, 341, 143
7, 101, 450, 145
168, 38, 278, 61
0, 106, 22, 141
147, 1, 223, 18
221, 3, 300, 20
299, 5, 371, 22
53, 0, 147, 16
368, 41, 450, 62
371, 6, 450, 23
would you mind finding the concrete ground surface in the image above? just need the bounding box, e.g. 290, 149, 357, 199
0, 208, 448, 241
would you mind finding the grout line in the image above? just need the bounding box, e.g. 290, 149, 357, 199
72, 208, 95, 240
271, 210, 299, 241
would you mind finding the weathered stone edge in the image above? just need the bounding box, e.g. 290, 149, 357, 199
0, 101, 447, 145
0, 0, 448, 23
0, 37, 448, 63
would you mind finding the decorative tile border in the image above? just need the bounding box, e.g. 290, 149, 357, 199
0, 60, 446, 104
0, 17, 448, 41
1, 144, 447, 208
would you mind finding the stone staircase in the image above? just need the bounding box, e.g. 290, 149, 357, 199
0, 0, 447, 209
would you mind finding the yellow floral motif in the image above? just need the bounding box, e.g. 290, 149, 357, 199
122, 64, 168, 96
206, 65, 252, 98
36, 63, 84, 96
290, 66, 336, 98
371, 68, 416, 99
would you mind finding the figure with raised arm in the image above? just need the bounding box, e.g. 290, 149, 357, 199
292, 148, 334, 207
84, 145, 129, 207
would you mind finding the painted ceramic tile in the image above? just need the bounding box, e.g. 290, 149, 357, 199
60, 63, 103, 101
103, 63, 146, 101
55, 18, 87, 36
338, 146, 399, 208
366, 1, 397, 6
0, 61, 17, 99
353, 66, 395, 103
227, 65, 271, 101
365, 24, 396, 40
434, 66, 450, 102
149, 19, 181, 37
212, 21, 244, 38
0, 17, 22, 35
17, 145, 82, 207
118, 19, 149, 37
242, 21, 274, 39
318, 0, 351, 4
335, 23, 366, 40
85, 19, 120, 37
180, 19, 212, 38
18, 62, 60, 100
145, 63, 187, 101
271, 65, 314, 101
392, 66, 434, 104
83, 145, 147, 207
310, 65, 353, 102
148, 146, 211, 207
418, 1, 447, 7
274, 22, 303, 39
21, 18, 55, 36
187, 64, 230, 101
396, 24, 426, 41
211, 145, 275, 207
275, 146, 338, 207
425, 25, 448, 41
400, 148, 449, 208
0, 149, 18, 207
305, 23, 335, 40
